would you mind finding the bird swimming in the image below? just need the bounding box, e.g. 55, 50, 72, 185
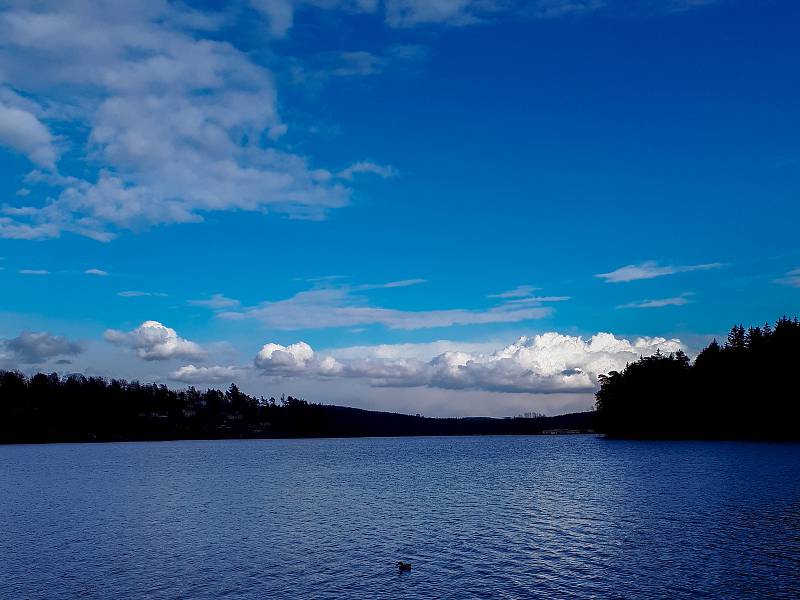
396, 561, 412, 572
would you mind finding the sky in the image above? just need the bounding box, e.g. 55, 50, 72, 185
1, 0, 798, 417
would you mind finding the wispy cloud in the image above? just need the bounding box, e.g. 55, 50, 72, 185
84, 268, 108, 276
19, 269, 50, 275
337, 161, 398, 181
618, 293, 694, 309
189, 294, 241, 309
117, 291, 168, 298
596, 260, 722, 283
488, 285, 540, 299
774, 268, 800, 288
219, 286, 553, 330
355, 278, 427, 290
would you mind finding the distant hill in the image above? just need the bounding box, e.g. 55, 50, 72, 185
0, 370, 594, 444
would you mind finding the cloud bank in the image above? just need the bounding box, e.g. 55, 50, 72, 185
246, 332, 682, 393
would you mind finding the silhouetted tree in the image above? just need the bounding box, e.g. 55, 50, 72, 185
0, 371, 596, 443
595, 315, 800, 439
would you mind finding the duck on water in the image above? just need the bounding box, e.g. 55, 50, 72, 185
397, 561, 412, 572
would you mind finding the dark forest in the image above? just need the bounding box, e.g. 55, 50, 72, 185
595, 316, 800, 439
0, 372, 592, 444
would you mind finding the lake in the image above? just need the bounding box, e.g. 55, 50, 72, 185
2, 435, 799, 599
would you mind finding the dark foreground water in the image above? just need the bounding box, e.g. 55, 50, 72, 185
2, 436, 799, 599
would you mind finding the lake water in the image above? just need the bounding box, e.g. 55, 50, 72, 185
2, 435, 799, 599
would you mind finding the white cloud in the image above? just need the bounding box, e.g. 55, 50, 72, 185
503, 295, 571, 304
169, 364, 244, 384
221, 287, 552, 330
489, 285, 540, 299
0, 1, 350, 241
104, 320, 205, 361
117, 291, 167, 298
355, 278, 427, 290
252, 332, 683, 393
529, 0, 607, 19
384, 0, 496, 27
337, 161, 398, 180
618, 294, 693, 309
19, 269, 49, 275
774, 268, 800, 288
596, 260, 722, 283
189, 293, 241, 309
0, 100, 58, 168
84, 268, 108, 276
2, 331, 84, 364
254, 341, 315, 373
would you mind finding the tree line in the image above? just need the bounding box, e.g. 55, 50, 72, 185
595, 316, 800, 439
0, 371, 593, 444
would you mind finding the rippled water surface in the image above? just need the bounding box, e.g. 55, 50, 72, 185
2, 436, 800, 599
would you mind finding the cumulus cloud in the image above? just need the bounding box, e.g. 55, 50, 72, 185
189, 294, 241, 309
774, 268, 800, 288
254, 341, 315, 373
221, 287, 553, 330
252, 332, 683, 393
0, 1, 350, 241
596, 260, 722, 283
2, 331, 84, 364
0, 101, 58, 168
104, 320, 205, 361
169, 364, 244, 384
84, 268, 108, 276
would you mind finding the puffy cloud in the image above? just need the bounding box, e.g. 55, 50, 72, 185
774, 268, 800, 288
618, 293, 693, 309
169, 364, 244, 384
84, 268, 108, 276
596, 260, 722, 283
252, 332, 683, 393
0, 1, 350, 241
221, 287, 553, 330
254, 341, 315, 373
0, 101, 58, 168
2, 331, 84, 364
104, 320, 205, 361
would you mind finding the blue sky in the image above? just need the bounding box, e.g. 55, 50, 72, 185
1, 0, 798, 416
